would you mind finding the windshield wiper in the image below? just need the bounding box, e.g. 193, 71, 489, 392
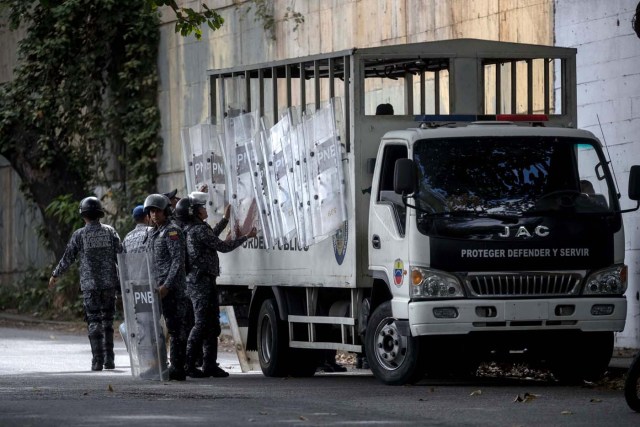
406, 202, 520, 222
433, 210, 520, 222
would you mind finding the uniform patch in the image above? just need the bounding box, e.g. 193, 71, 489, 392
393, 259, 404, 287
168, 230, 179, 241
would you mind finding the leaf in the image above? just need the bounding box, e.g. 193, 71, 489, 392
561, 410, 573, 415
514, 392, 539, 403
470, 389, 482, 396
107, 384, 114, 392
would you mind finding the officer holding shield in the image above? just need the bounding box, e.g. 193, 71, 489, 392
144, 193, 191, 381
178, 192, 256, 377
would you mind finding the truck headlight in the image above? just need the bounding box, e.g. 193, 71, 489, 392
410, 267, 464, 298
583, 265, 627, 295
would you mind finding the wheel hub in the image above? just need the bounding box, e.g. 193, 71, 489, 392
374, 317, 407, 370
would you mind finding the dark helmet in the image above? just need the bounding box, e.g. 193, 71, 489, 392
143, 194, 171, 216
175, 198, 194, 221
189, 191, 208, 208
79, 196, 104, 218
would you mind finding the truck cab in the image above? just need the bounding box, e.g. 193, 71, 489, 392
368, 120, 638, 383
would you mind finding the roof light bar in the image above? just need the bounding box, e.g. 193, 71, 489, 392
414, 114, 491, 122
496, 114, 548, 122
414, 114, 549, 122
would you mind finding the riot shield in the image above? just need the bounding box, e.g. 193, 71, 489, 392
286, 112, 311, 248
181, 124, 227, 224
117, 252, 168, 381
223, 111, 262, 238
303, 100, 348, 243
264, 112, 297, 245
244, 131, 278, 249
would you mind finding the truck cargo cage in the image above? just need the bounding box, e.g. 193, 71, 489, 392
209, 39, 577, 155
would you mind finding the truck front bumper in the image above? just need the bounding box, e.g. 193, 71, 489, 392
408, 297, 626, 336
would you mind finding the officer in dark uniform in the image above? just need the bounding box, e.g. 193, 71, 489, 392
49, 196, 122, 371
163, 189, 180, 212
178, 192, 256, 378
122, 205, 150, 253
144, 193, 191, 381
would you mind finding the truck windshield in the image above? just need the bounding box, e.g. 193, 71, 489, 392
412, 136, 616, 221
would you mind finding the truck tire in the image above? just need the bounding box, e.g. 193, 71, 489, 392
625, 352, 640, 412
257, 298, 289, 377
365, 301, 424, 385
550, 331, 613, 383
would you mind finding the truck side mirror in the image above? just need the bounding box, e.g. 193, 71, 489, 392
629, 165, 640, 201
394, 158, 416, 195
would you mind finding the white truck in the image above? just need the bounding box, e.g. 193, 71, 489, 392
192, 39, 640, 385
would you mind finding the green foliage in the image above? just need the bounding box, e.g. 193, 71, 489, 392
0, 265, 82, 319
243, 0, 305, 40
0, 0, 162, 257
148, 0, 224, 39
0, 1, 164, 315
45, 195, 84, 232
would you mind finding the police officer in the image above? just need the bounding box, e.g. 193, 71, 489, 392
163, 189, 180, 212
178, 192, 256, 377
144, 193, 191, 381
122, 205, 150, 253
48, 196, 122, 371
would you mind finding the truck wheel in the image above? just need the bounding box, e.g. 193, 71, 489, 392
624, 353, 640, 412
365, 301, 424, 385
550, 332, 613, 383
257, 298, 289, 377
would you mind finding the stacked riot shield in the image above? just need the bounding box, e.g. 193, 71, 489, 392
181, 123, 227, 224
302, 100, 348, 244
223, 111, 262, 238
181, 99, 348, 250
118, 252, 168, 381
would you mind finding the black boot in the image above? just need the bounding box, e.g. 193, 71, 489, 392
89, 335, 104, 371
168, 365, 186, 381
103, 326, 115, 369
202, 364, 229, 378
168, 337, 187, 381
201, 345, 228, 377
185, 349, 206, 378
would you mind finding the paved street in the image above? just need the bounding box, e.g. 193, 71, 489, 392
0, 324, 639, 426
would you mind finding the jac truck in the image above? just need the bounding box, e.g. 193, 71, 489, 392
185, 39, 640, 385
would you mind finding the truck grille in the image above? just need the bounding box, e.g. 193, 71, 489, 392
465, 272, 583, 297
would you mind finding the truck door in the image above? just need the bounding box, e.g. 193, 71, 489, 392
369, 143, 410, 290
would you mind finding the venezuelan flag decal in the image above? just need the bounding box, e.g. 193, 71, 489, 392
393, 259, 404, 287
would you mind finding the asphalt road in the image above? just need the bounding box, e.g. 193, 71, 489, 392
0, 325, 639, 426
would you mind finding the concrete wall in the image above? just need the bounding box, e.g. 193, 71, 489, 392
0, 156, 54, 287
0, 20, 53, 286
0, 20, 23, 84
555, 0, 640, 348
